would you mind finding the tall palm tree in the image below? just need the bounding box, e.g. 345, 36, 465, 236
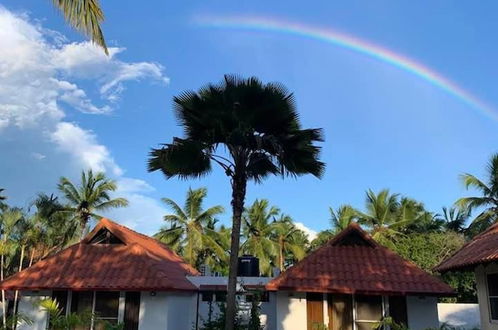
241, 199, 279, 276
439, 206, 469, 233
357, 189, 415, 246
154, 188, 225, 268
456, 153, 498, 235
0, 208, 24, 326
148, 75, 324, 329
50, 0, 108, 54
309, 230, 334, 251
0, 189, 7, 212
58, 170, 128, 239
271, 215, 306, 271
329, 205, 358, 233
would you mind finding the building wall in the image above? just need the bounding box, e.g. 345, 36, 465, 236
437, 303, 480, 329
17, 290, 50, 330
406, 296, 439, 330
138, 291, 197, 330
275, 291, 307, 330
476, 262, 498, 330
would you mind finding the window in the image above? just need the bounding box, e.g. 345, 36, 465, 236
487, 273, 498, 321
94, 291, 120, 327
215, 292, 226, 302
201, 291, 214, 302
355, 295, 383, 330
70, 291, 120, 330
246, 291, 269, 303
52, 291, 68, 315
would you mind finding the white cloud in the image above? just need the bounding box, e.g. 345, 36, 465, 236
294, 222, 318, 241
50, 122, 123, 176
0, 6, 168, 231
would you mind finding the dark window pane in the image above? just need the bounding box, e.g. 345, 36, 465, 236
491, 297, 498, 320
488, 273, 498, 296
201, 291, 213, 302
215, 292, 226, 302
71, 291, 93, 314
356, 295, 382, 321
52, 291, 68, 315
95, 291, 119, 318
388, 296, 407, 325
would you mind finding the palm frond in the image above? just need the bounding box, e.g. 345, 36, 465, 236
52, 0, 108, 54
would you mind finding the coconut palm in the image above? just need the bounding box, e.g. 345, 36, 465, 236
58, 170, 128, 239
241, 199, 280, 276
357, 189, 415, 246
0, 208, 24, 326
456, 153, 498, 235
271, 215, 306, 271
154, 188, 225, 268
0, 189, 6, 212
148, 75, 324, 329
309, 230, 334, 251
50, 0, 108, 54
29, 194, 79, 264
439, 206, 469, 233
329, 205, 358, 233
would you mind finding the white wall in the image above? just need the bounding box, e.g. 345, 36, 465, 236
17, 291, 50, 330
275, 291, 307, 330
138, 291, 196, 330
139, 292, 168, 330
166, 292, 197, 330
438, 303, 480, 329
476, 263, 498, 330
406, 296, 439, 330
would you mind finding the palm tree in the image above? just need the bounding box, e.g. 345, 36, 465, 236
309, 230, 334, 250
148, 75, 324, 329
58, 170, 128, 239
439, 206, 469, 233
50, 0, 108, 54
0, 189, 6, 212
456, 153, 498, 235
241, 200, 279, 276
329, 205, 358, 233
0, 208, 24, 326
154, 188, 225, 268
271, 215, 306, 271
357, 189, 414, 246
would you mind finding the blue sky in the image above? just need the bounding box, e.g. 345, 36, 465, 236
1, 0, 497, 236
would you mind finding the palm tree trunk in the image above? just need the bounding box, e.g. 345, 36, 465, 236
224, 171, 247, 330
28, 248, 35, 268
1, 253, 6, 327
12, 245, 25, 328
279, 238, 284, 271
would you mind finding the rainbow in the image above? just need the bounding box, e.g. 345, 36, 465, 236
195, 15, 497, 121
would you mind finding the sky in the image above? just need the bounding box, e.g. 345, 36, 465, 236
1, 1, 497, 238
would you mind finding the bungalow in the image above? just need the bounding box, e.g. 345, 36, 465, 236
0, 219, 454, 330
0, 218, 200, 330
435, 223, 498, 330
266, 224, 454, 330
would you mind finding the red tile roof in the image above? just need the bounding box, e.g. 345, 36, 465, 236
0, 218, 198, 291
266, 223, 454, 296
435, 222, 498, 272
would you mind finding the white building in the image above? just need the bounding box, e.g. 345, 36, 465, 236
1, 219, 454, 330
436, 223, 498, 330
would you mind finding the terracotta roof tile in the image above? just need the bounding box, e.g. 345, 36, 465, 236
266, 223, 454, 296
435, 222, 498, 272
0, 218, 198, 291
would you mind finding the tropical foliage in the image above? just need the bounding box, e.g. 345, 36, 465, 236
148, 75, 324, 329
456, 153, 498, 235
49, 0, 108, 54
155, 187, 225, 269
58, 170, 128, 239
